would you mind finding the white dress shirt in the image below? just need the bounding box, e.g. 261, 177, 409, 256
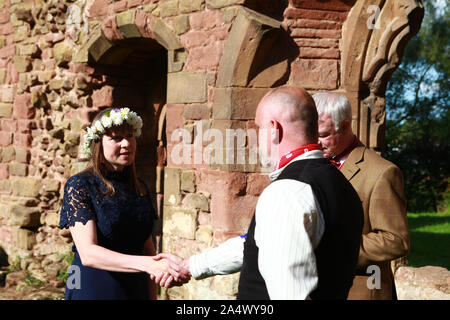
189, 150, 325, 299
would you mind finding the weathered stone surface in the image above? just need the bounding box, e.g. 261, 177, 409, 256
53, 42, 74, 67
152, 18, 183, 50
172, 14, 190, 34
180, 0, 204, 13
13, 93, 34, 120
8, 163, 27, 176
195, 225, 213, 244
206, 0, 244, 9
395, 266, 450, 300
163, 206, 197, 240
0, 102, 12, 118
289, 59, 338, 90
213, 87, 269, 120
167, 72, 207, 104
184, 104, 211, 120
13, 55, 31, 72
13, 228, 36, 250
9, 205, 40, 228
246, 173, 270, 196
1, 145, 14, 162
11, 177, 42, 198
160, 0, 179, 18
216, 7, 281, 87
182, 193, 209, 211
164, 167, 181, 195
116, 10, 142, 38
181, 170, 196, 193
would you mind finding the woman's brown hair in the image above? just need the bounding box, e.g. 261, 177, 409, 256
82, 108, 146, 196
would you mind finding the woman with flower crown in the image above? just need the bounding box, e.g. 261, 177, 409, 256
59, 108, 183, 300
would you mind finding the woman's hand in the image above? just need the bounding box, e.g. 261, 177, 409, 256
152, 253, 191, 288
146, 257, 170, 282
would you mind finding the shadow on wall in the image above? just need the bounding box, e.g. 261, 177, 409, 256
0, 246, 8, 267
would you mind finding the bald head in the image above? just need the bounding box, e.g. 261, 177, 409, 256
256, 86, 318, 144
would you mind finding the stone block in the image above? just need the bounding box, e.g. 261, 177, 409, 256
183, 104, 211, 120
13, 55, 32, 72
179, 0, 204, 13
53, 42, 74, 67
206, 0, 244, 9
164, 167, 181, 198
162, 206, 197, 240
14, 25, 29, 42
13, 93, 35, 120
0, 68, 6, 84
167, 72, 207, 104
116, 10, 142, 38
1, 145, 14, 162
290, 0, 353, 11
43, 180, 61, 193
11, 177, 42, 198
44, 211, 60, 227
181, 170, 196, 193
92, 85, 114, 108
0, 131, 12, 147
172, 14, 190, 35
0, 103, 12, 118
160, 0, 179, 18
289, 59, 338, 90
8, 163, 27, 176
395, 266, 450, 300
9, 205, 40, 227
0, 163, 8, 179
152, 18, 182, 50
13, 227, 36, 250
195, 225, 213, 244
213, 87, 269, 120
182, 193, 209, 211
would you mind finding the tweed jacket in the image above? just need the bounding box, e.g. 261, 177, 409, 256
341, 143, 410, 300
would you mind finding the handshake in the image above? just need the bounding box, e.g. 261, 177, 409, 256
148, 253, 192, 288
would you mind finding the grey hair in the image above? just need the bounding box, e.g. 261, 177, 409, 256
312, 92, 352, 131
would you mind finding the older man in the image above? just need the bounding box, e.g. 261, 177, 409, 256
157, 87, 364, 300
312, 91, 410, 300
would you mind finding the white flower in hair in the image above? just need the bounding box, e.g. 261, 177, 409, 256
94, 120, 105, 134
101, 114, 113, 128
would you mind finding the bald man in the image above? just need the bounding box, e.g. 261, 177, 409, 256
155, 87, 363, 299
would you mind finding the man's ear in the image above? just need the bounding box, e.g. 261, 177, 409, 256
340, 119, 351, 133
271, 120, 282, 144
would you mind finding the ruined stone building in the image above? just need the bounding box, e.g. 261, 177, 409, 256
0, 0, 423, 299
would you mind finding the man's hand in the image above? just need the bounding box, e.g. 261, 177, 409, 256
153, 253, 191, 288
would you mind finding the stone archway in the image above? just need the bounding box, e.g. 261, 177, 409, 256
74, 9, 186, 248
341, 0, 424, 151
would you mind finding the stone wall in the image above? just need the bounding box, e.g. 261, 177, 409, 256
0, 0, 423, 300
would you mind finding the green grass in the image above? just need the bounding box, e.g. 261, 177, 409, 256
406, 205, 450, 269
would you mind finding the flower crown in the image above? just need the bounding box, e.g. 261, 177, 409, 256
82, 108, 143, 157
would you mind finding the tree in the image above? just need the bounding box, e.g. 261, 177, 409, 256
384, 0, 449, 212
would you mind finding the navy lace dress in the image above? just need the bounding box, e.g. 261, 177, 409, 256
59, 168, 157, 300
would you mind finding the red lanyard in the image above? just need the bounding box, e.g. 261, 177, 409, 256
275, 144, 322, 170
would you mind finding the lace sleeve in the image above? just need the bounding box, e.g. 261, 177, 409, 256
59, 175, 96, 229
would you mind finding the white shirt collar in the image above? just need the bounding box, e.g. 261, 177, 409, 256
269, 150, 324, 181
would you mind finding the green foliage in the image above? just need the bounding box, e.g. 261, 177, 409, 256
57, 251, 74, 283
5, 256, 22, 275
24, 274, 43, 286
407, 207, 450, 269
384, 0, 449, 212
